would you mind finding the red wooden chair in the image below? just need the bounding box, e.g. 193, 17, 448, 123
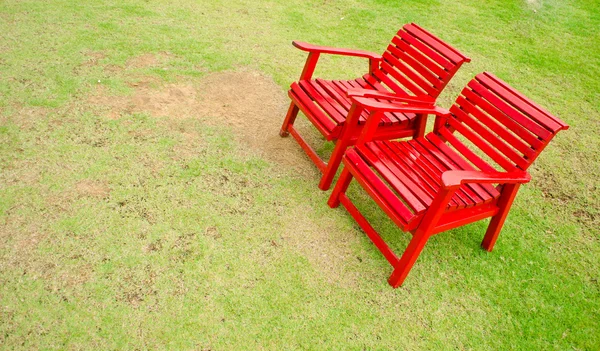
280, 23, 470, 190
328, 72, 569, 288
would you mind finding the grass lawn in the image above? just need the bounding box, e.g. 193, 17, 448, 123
1, 0, 599, 349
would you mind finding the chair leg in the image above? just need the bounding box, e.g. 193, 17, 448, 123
482, 184, 520, 251
280, 102, 299, 137
388, 231, 430, 288
327, 167, 353, 208
413, 113, 427, 138
318, 136, 351, 191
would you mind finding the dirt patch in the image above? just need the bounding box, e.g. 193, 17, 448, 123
87, 69, 314, 171
126, 52, 174, 69
281, 205, 361, 287
75, 180, 110, 199
193, 70, 313, 170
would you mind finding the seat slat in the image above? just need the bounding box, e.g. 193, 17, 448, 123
370, 141, 436, 205
426, 133, 499, 202
421, 136, 487, 208
383, 141, 439, 196
358, 144, 428, 212
299, 81, 346, 125
305, 80, 348, 123
342, 79, 390, 125
412, 138, 473, 209
387, 141, 463, 209
399, 141, 464, 209
316, 79, 352, 111
289, 83, 337, 133
353, 77, 399, 125
345, 149, 416, 224
331, 80, 373, 123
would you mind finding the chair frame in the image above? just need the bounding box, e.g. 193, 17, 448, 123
328, 72, 569, 288
280, 24, 471, 190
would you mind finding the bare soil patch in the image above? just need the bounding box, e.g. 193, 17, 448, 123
126, 52, 175, 69
75, 180, 110, 199
87, 70, 313, 171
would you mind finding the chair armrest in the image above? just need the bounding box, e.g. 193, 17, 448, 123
347, 88, 435, 105
441, 170, 531, 189
292, 41, 382, 61
349, 96, 451, 116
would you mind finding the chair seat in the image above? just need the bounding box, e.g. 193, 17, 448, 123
289, 74, 416, 140
353, 134, 502, 229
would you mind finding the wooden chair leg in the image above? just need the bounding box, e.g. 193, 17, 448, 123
280, 102, 299, 137
482, 183, 520, 251
327, 167, 353, 208
318, 137, 351, 191
388, 231, 430, 288
413, 113, 428, 138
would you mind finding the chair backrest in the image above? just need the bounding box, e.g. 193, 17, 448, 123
438, 72, 569, 172
372, 23, 471, 98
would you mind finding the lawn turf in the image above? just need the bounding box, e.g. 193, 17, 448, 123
0, 0, 599, 349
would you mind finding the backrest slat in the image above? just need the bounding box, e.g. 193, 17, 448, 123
372, 68, 409, 96
461, 88, 544, 150
381, 53, 438, 96
468, 80, 552, 140
391, 36, 449, 78
396, 31, 454, 70
371, 24, 470, 99
447, 108, 518, 171
386, 45, 443, 89
403, 23, 466, 64
451, 105, 531, 170
380, 61, 428, 96
440, 73, 569, 172
439, 128, 497, 173
481, 73, 568, 131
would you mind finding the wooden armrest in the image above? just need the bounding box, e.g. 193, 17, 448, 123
350, 96, 451, 116
292, 41, 382, 61
347, 89, 435, 105
441, 170, 531, 189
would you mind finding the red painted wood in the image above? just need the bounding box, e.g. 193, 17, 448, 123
343, 149, 415, 226
288, 125, 327, 173
391, 36, 449, 79
339, 193, 400, 266
395, 31, 454, 71
293, 41, 382, 61
328, 72, 567, 288
404, 23, 467, 64
387, 45, 443, 89
282, 24, 471, 190
409, 23, 471, 62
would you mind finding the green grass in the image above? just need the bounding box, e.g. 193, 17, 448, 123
1, 0, 599, 349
